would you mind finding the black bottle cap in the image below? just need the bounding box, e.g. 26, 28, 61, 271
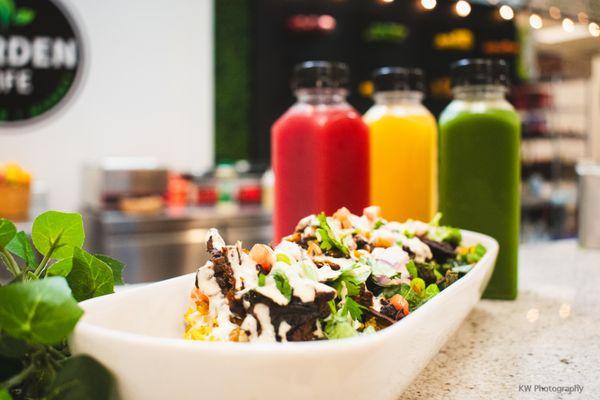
450, 58, 510, 87
372, 67, 425, 92
292, 61, 349, 90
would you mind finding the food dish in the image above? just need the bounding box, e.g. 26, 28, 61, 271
184, 206, 487, 343
70, 227, 497, 400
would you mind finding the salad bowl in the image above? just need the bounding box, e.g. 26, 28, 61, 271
70, 229, 498, 400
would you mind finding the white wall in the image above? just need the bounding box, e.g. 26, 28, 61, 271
0, 0, 214, 211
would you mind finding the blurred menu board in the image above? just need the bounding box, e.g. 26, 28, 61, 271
217, 0, 518, 162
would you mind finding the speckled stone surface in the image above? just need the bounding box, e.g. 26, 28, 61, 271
399, 240, 600, 400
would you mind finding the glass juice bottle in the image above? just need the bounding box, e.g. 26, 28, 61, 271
271, 61, 370, 242
439, 59, 521, 299
364, 67, 437, 222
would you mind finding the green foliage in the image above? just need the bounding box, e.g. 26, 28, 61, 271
0, 278, 83, 345
6, 232, 36, 269
31, 211, 84, 259
12, 8, 34, 26
46, 356, 114, 400
0, 211, 124, 400
0, 388, 13, 400
406, 260, 418, 279
66, 248, 114, 302
215, 0, 251, 161
0, 219, 16, 249
94, 255, 125, 286
46, 258, 73, 278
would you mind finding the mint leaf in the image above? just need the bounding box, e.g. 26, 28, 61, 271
46, 258, 73, 277
0, 219, 16, 249
47, 355, 114, 400
32, 211, 85, 260
66, 248, 114, 301
272, 271, 292, 302
6, 231, 36, 269
0, 277, 83, 345
95, 254, 125, 285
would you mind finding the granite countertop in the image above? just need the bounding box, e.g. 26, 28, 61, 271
400, 240, 600, 400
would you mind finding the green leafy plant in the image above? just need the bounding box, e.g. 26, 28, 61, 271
0, 0, 35, 30
0, 211, 124, 400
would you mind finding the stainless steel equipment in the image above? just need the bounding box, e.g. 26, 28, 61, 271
84, 206, 272, 283
577, 162, 600, 249
83, 158, 168, 208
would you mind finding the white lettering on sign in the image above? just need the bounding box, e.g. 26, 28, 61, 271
0, 69, 32, 95
0, 36, 78, 69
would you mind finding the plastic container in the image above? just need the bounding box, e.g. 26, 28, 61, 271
364, 67, 437, 222
271, 61, 370, 242
439, 59, 521, 300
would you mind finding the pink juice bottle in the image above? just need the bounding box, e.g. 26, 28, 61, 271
271, 61, 370, 242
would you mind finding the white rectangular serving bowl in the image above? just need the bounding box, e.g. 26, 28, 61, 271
70, 230, 498, 400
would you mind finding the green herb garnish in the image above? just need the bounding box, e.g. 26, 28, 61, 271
273, 271, 292, 301
316, 213, 349, 256
276, 253, 292, 265
258, 273, 266, 286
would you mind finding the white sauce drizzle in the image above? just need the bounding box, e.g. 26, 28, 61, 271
253, 304, 276, 342
278, 321, 291, 342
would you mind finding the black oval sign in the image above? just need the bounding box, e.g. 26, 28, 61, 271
0, 0, 83, 123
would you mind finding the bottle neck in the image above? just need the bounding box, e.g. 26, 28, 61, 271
373, 90, 423, 105
294, 88, 349, 105
452, 85, 507, 101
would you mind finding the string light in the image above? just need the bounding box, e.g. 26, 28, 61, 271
562, 18, 575, 32
529, 13, 543, 29
549, 6, 561, 19
455, 0, 471, 17
590, 22, 600, 37
420, 0, 436, 10
499, 5, 514, 20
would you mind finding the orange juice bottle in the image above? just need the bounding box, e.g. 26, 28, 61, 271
364, 67, 437, 222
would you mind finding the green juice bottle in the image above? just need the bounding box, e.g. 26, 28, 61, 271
439, 59, 520, 300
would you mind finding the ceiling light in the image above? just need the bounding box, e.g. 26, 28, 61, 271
421, 0, 436, 10
562, 18, 575, 32
590, 22, 600, 37
549, 6, 561, 19
499, 5, 514, 20
529, 13, 543, 29
455, 1, 471, 17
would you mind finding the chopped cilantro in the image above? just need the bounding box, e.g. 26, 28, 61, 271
373, 219, 385, 230
316, 213, 349, 256
341, 297, 365, 321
